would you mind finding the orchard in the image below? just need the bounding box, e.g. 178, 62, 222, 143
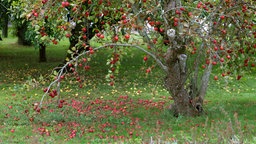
11, 0, 256, 117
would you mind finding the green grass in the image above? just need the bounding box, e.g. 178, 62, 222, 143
0, 37, 256, 143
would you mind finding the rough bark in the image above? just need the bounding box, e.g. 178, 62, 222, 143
164, 43, 204, 117
39, 44, 47, 62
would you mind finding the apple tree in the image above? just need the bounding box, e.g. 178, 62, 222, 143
17, 0, 256, 116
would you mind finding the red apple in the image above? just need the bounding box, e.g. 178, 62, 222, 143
143, 56, 148, 61
124, 34, 130, 40
237, 75, 242, 80
113, 35, 119, 42
82, 27, 87, 32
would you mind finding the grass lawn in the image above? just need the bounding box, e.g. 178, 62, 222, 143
0, 37, 255, 143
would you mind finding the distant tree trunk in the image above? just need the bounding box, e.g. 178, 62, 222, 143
17, 21, 32, 46
2, 12, 8, 38
39, 44, 47, 62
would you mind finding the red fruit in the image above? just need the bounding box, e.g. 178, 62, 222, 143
42, 0, 48, 4
33, 12, 38, 17
123, 19, 128, 24
237, 75, 242, 80
36, 108, 41, 113
124, 34, 130, 40
154, 27, 158, 31
143, 56, 148, 61
202, 65, 206, 69
180, 7, 185, 11
84, 65, 90, 70
174, 17, 179, 22
72, 7, 77, 12
61, 1, 70, 7
159, 28, 164, 33
221, 73, 226, 77
220, 46, 224, 50
212, 61, 217, 65
220, 58, 224, 62
10, 129, 15, 133
197, 3, 201, 8
58, 103, 63, 108
251, 63, 255, 67
155, 21, 161, 25
85, 11, 89, 17
100, 34, 104, 39
83, 58, 87, 62
214, 76, 218, 80
220, 15, 225, 20
188, 12, 193, 17
82, 27, 87, 32
214, 46, 218, 51
129, 131, 133, 135
89, 49, 94, 54
175, 10, 181, 15
109, 81, 114, 86
146, 68, 151, 73
121, 15, 126, 20
82, 35, 87, 40
226, 55, 231, 59
43, 88, 49, 93
9, 105, 13, 109
113, 35, 119, 42
212, 39, 217, 44
173, 22, 178, 27
221, 30, 226, 34
49, 92, 55, 98
60, 75, 65, 79
206, 59, 210, 65
65, 33, 71, 38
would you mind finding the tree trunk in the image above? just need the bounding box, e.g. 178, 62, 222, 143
2, 12, 8, 38
164, 49, 204, 117
39, 44, 47, 62
17, 22, 32, 46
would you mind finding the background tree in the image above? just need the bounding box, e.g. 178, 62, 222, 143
0, 0, 11, 38
17, 0, 256, 116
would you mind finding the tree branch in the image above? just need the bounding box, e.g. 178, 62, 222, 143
39, 43, 168, 108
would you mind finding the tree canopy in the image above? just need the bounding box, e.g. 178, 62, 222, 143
12, 0, 256, 116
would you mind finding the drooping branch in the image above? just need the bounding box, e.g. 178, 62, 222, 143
107, 43, 168, 73
39, 43, 168, 108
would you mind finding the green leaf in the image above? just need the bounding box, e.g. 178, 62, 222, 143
67, 50, 73, 54
71, 47, 76, 51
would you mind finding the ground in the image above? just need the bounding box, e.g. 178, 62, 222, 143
0, 37, 255, 143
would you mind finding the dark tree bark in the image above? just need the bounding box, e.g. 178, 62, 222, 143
17, 21, 32, 46
39, 44, 47, 62
1, 12, 8, 38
